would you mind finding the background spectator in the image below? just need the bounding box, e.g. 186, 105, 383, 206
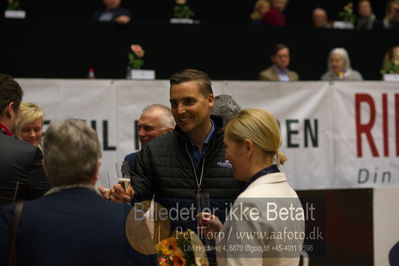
377, 0, 399, 29
356, 0, 377, 29
15, 102, 44, 150
259, 44, 299, 81
210, 94, 241, 126
262, 0, 287, 26
250, 0, 270, 24
381, 45, 399, 74
312, 8, 331, 28
321, 48, 363, 81
123, 104, 175, 169
93, 0, 131, 24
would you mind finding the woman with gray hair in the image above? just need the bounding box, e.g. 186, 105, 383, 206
210, 94, 241, 126
0, 119, 157, 266
321, 48, 363, 81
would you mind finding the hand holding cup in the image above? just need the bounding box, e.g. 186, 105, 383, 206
109, 183, 134, 204
107, 161, 134, 204
196, 212, 223, 240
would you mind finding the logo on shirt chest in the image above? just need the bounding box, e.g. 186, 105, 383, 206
216, 160, 232, 168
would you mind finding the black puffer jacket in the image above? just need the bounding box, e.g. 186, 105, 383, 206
131, 116, 244, 229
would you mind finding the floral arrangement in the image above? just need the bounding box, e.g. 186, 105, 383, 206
380, 61, 399, 74
173, 0, 195, 19
155, 230, 208, 266
6, 0, 21, 10
338, 2, 356, 24
337, 71, 347, 80
156, 237, 195, 266
128, 44, 145, 70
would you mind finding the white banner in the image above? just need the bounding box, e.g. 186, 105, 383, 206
333, 82, 399, 188
17, 79, 399, 190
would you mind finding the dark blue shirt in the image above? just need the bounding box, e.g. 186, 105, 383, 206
189, 121, 215, 169
123, 151, 139, 169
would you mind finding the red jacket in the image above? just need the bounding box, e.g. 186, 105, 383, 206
262, 8, 286, 26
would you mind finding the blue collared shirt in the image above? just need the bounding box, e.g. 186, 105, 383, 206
190, 121, 215, 169
273, 65, 290, 81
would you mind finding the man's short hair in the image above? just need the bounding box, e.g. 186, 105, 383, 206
0, 74, 23, 116
43, 119, 101, 186
169, 69, 213, 97
142, 104, 176, 129
271, 44, 289, 57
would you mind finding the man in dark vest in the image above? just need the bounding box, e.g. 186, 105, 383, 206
106, 69, 244, 264
110, 68, 243, 216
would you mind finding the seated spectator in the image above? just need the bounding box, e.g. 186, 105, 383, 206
321, 48, 363, 81
356, 0, 377, 29
312, 8, 331, 28
93, 0, 131, 25
262, 0, 287, 26
210, 94, 241, 125
259, 44, 299, 81
0, 119, 157, 266
250, 0, 270, 24
382, 45, 399, 73
374, 0, 399, 29
15, 102, 44, 150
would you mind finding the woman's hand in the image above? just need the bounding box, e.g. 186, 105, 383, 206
196, 212, 223, 240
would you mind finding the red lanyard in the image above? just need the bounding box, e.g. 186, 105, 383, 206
0, 123, 12, 136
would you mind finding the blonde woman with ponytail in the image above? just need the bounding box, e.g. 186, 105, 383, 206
198, 108, 304, 266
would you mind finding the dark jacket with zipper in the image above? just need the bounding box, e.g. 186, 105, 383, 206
0, 132, 51, 210
130, 116, 244, 231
